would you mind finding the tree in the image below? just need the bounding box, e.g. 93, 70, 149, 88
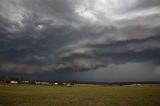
0, 76, 5, 82
67, 80, 77, 86
9, 77, 24, 83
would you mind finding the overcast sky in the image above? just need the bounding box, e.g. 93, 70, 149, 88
0, 0, 160, 82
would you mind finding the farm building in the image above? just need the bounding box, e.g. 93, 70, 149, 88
10, 81, 18, 84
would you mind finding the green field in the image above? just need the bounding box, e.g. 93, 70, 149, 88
0, 84, 160, 106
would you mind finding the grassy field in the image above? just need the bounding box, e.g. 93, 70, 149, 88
0, 84, 160, 106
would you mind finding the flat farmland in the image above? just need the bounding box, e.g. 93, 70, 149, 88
0, 84, 160, 106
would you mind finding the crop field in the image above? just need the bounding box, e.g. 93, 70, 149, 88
0, 84, 160, 106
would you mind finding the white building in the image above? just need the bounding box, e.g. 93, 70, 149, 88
10, 81, 18, 84
54, 83, 58, 85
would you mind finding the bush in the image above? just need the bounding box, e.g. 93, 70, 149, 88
67, 80, 77, 86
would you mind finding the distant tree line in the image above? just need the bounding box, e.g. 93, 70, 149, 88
0, 76, 23, 83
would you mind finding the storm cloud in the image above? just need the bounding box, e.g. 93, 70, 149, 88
0, 0, 160, 78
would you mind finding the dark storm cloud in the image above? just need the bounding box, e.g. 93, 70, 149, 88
132, 0, 160, 11
58, 36, 160, 71
0, 0, 160, 74
21, 0, 81, 22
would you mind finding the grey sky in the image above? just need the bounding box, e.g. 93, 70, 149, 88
0, 0, 160, 81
